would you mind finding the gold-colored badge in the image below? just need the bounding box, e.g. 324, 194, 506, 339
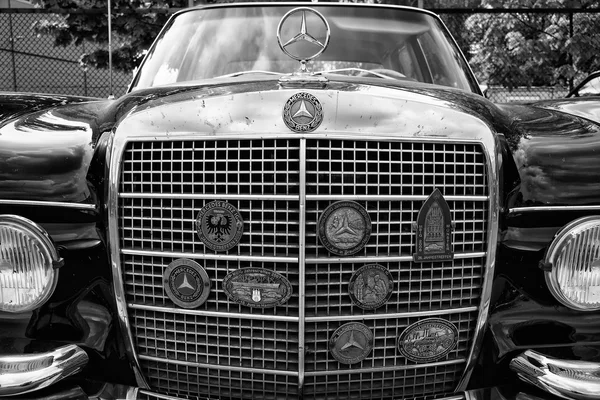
196, 201, 244, 252
222, 268, 293, 308
413, 189, 454, 263
329, 322, 374, 365
348, 264, 394, 310
318, 201, 371, 256
163, 259, 211, 309
398, 318, 458, 363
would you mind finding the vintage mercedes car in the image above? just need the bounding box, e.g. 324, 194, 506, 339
2, 3, 600, 400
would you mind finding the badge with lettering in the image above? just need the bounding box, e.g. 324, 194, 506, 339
398, 318, 459, 363
318, 201, 371, 256
413, 189, 454, 262
348, 264, 394, 310
222, 268, 293, 308
196, 201, 244, 252
329, 322, 374, 365
163, 259, 211, 309
283, 92, 323, 133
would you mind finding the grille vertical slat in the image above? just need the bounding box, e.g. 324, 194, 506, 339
118, 138, 489, 399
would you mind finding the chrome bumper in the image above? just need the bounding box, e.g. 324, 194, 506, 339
510, 349, 600, 400
0, 344, 88, 397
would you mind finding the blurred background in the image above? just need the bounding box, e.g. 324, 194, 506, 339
1, 0, 598, 101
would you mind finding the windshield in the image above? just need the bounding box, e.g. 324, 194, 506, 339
131, 5, 479, 93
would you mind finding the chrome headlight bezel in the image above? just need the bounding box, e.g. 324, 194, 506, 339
544, 216, 600, 312
0, 215, 61, 313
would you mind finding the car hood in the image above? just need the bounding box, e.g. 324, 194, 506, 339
3, 76, 600, 209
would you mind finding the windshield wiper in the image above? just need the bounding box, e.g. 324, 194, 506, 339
312, 68, 400, 80
214, 70, 282, 78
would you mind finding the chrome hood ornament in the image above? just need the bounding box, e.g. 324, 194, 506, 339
277, 7, 331, 72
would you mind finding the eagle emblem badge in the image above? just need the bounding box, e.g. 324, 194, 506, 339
196, 201, 244, 252
163, 259, 211, 309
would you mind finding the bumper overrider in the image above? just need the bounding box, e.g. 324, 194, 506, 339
0, 344, 87, 397
1, 346, 599, 400
510, 350, 600, 400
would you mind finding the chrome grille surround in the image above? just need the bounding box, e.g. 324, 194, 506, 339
108, 129, 499, 399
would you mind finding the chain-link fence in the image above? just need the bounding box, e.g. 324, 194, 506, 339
0, 10, 132, 98
2, 6, 600, 101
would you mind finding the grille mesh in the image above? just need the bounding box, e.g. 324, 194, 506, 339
118, 138, 489, 399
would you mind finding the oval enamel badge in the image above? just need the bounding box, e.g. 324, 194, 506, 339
329, 322, 374, 365
318, 201, 371, 256
163, 259, 211, 309
222, 268, 292, 308
398, 318, 458, 363
196, 201, 244, 252
348, 264, 394, 310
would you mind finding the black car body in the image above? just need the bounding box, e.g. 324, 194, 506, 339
1, 3, 600, 400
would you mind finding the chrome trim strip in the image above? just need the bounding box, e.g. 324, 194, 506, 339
119, 193, 299, 201
509, 205, 600, 214
0, 199, 96, 211
121, 249, 298, 263
305, 358, 465, 376
455, 136, 500, 390
510, 349, 600, 400
138, 355, 298, 376
138, 390, 464, 400
121, 249, 484, 264
306, 252, 486, 264
108, 136, 150, 389
119, 192, 487, 202
137, 390, 184, 400
122, 132, 490, 144
129, 303, 299, 322
305, 306, 478, 322
306, 195, 489, 202
0, 344, 88, 397
298, 138, 307, 391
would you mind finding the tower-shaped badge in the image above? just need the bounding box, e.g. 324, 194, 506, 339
413, 189, 454, 263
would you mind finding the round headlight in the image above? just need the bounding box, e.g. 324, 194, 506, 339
545, 216, 600, 311
0, 215, 61, 313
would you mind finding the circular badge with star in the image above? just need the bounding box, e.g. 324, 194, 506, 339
282, 92, 323, 133
329, 322, 374, 365
318, 201, 372, 256
163, 259, 211, 309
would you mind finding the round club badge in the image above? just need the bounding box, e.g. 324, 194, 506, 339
349, 264, 394, 310
329, 322, 374, 365
283, 92, 323, 133
196, 201, 244, 252
163, 259, 211, 309
398, 318, 459, 363
318, 201, 371, 256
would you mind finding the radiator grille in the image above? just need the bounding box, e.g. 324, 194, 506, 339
117, 138, 489, 399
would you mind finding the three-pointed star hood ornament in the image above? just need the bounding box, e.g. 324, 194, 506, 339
277, 7, 331, 71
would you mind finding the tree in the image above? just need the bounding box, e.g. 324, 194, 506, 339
465, 0, 600, 88
33, 0, 188, 72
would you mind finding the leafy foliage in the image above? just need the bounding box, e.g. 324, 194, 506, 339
33, 0, 187, 72
465, 0, 600, 88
